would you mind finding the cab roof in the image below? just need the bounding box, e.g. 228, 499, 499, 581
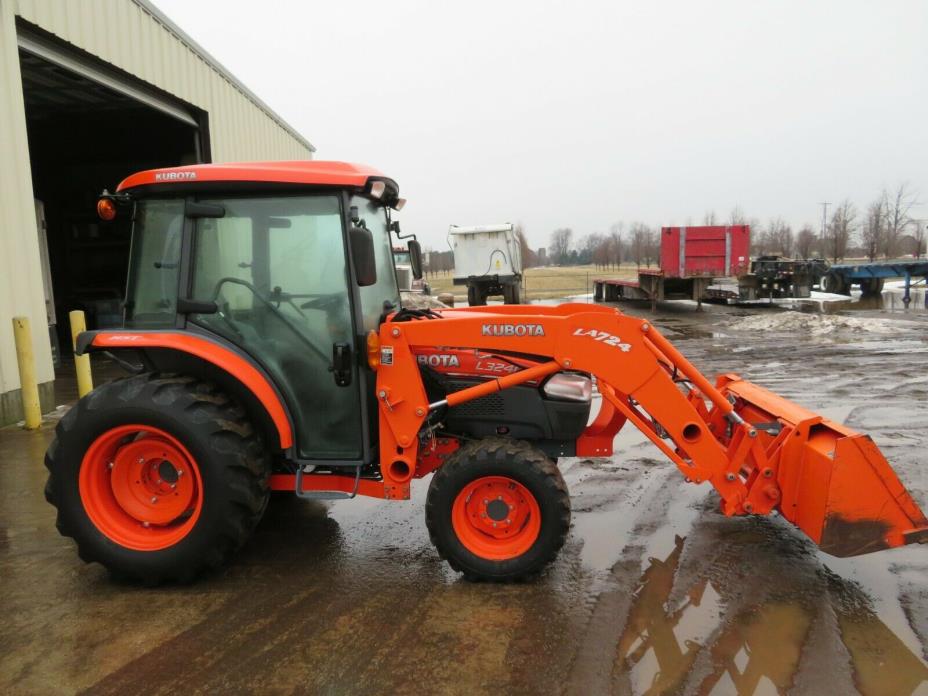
117, 160, 393, 193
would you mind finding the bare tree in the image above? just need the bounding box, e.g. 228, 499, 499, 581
729, 206, 746, 225
825, 200, 856, 263
578, 233, 603, 266
796, 225, 817, 258
912, 221, 926, 259
703, 210, 718, 225
860, 199, 884, 261
607, 222, 623, 269
761, 217, 793, 257
629, 223, 647, 268
548, 228, 573, 265
882, 183, 918, 258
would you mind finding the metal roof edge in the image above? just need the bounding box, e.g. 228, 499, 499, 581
136, 0, 316, 153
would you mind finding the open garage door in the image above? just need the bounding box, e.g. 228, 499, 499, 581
17, 25, 207, 354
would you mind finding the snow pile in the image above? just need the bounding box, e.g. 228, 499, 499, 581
400, 291, 449, 309
728, 311, 910, 336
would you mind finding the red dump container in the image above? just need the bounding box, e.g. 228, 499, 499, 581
660, 225, 751, 278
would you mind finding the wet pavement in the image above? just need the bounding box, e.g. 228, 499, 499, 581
1, 290, 927, 695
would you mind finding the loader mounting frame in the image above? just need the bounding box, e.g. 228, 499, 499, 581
298, 302, 926, 558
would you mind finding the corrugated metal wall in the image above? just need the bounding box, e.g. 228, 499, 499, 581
12, 0, 314, 161
0, 0, 314, 408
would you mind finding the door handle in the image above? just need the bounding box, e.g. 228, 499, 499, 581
330, 343, 352, 387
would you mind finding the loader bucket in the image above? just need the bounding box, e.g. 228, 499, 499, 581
717, 375, 928, 557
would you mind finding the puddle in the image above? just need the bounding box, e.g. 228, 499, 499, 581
612, 528, 928, 696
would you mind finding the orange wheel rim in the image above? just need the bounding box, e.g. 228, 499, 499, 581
451, 476, 541, 560
78, 424, 203, 551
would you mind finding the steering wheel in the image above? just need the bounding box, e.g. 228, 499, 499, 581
209, 277, 332, 364
300, 293, 346, 312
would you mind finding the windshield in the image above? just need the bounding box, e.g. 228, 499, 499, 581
353, 196, 400, 332
393, 251, 411, 265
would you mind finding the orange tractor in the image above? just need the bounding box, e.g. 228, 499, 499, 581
46, 161, 927, 583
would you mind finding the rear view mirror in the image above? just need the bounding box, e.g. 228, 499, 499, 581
349, 225, 377, 286
408, 240, 423, 280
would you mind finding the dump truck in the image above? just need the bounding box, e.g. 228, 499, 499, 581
45, 161, 927, 583
449, 223, 523, 305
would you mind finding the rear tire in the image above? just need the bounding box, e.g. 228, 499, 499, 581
820, 272, 849, 295
859, 277, 884, 295
503, 283, 521, 304
468, 285, 487, 306
426, 438, 570, 581
45, 373, 270, 583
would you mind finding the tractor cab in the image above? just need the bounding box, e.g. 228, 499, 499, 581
98, 161, 419, 463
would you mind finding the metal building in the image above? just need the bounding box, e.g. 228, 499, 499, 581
0, 0, 315, 425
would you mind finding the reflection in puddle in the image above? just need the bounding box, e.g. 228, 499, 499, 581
614, 534, 928, 695
618, 536, 720, 694
799, 288, 927, 314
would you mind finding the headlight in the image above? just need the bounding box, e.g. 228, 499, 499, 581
543, 373, 592, 402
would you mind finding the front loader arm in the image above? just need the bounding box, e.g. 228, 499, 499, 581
374, 304, 928, 557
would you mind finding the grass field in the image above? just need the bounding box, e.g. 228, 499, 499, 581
425, 264, 642, 302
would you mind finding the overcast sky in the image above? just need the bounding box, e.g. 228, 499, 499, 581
154, 0, 927, 250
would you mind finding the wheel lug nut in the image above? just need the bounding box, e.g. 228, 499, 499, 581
142, 521, 150, 528
170, 483, 177, 490
150, 496, 157, 504
505, 519, 511, 524
483, 498, 488, 504
177, 470, 184, 477
492, 522, 497, 528
107, 461, 114, 470
138, 457, 145, 464
481, 513, 486, 518
157, 479, 163, 485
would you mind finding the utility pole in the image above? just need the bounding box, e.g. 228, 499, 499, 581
819, 201, 829, 256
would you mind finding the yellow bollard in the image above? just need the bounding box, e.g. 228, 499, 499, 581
12, 316, 42, 429
69, 310, 94, 397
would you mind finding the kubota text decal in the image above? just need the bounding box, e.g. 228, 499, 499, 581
481, 324, 545, 337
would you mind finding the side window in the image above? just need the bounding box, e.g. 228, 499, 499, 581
124, 199, 184, 328
353, 196, 400, 332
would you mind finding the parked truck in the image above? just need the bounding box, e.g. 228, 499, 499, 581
449, 223, 523, 305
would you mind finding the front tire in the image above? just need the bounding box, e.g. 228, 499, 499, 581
45, 373, 270, 583
426, 438, 570, 581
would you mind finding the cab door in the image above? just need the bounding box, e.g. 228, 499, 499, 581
187, 194, 364, 461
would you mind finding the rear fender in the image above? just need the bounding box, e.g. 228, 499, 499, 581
78, 331, 294, 450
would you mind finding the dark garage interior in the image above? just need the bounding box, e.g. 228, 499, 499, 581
19, 43, 202, 357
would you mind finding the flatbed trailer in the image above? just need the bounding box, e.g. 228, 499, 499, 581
593, 270, 715, 310
594, 225, 750, 310
822, 260, 928, 306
